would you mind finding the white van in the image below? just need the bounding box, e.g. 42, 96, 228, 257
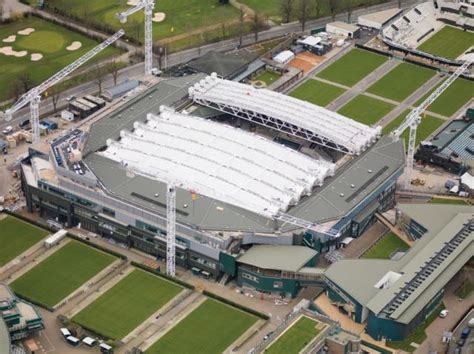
66, 336, 80, 347
82, 336, 96, 347
100, 343, 113, 353
60, 328, 71, 338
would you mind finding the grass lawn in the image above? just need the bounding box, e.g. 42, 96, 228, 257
41, 0, 239, 44
11, 240, 115, 307
0, 17, 120, 102
387, 304, 444, 352
362, 232, 409, 259
430, 197, 468, 205
456, 279, 473, 299
337, 95, 395, 125
367, 63, 435, 102
415, 78, 473, 117
254, 70, 281, 85
146, 299, 258, 354
417, 26, 474, 60
289, 79, 345, 107
73, 269, 182, 340
316, 48, 388, 87
0, 216, 49, 267
382, 110, 445, 147
265, 316, 322, 354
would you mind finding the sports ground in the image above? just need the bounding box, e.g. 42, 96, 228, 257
337, 95, 395, 125
0, 17, 119, 101
145, 298, 258, 354
0, 216, 49, 267
417, 26, 474, 60
265, 316, 323, 354
362, 232, 409, 259
73, 269, 182, 340
10, 240, 116, 307
289, 79, 345, 107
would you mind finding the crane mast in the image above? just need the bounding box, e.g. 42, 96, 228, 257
166, 184, 176, 277
3, 29, 125, 143
391, 59, 472, 189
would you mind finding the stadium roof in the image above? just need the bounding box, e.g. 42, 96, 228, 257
189, 74, 381, 155
0, 317, 9, 354
237, 245, 318, 272
325, 204, 473, 324
186, 51, 249, 79
101, 108, 334, 218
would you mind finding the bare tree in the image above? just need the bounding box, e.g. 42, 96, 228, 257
11, 79, 24, 101
94, 63, 106, 94
0, 0, 4, 22
110, 60, 120, 86
130, 19, 142, 43
49, 85, 62, 113
298, 0, 312, 32
314, 0, 323, 18
345, 0, 355, 22
328, 0, 341, 21
18, 73, 32, 93
238, 5, 244, 47
398, 0, 403, 9
280, 0, 293, 23
252, 13, 266, 42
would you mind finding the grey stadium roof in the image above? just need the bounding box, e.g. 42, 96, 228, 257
0, 317, 9, 354
325, 204, 473, 324
237, 245, 318, 272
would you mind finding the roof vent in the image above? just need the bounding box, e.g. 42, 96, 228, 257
350, 184, 355, 188
340, 193, 344, 197
368, 169, 372, 173
154, 193, 159, 198
183, 204, 188, 208
216, 206, 224, 211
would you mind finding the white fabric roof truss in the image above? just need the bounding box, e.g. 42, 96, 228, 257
189, 74, 382, 155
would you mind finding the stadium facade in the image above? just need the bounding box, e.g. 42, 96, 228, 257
21, 74, 404, 297
325, 204, 473, 340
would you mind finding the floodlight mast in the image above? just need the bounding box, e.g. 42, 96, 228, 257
3, 30, 125, 143
391, 59, 472, 190
117, 0, 155, 75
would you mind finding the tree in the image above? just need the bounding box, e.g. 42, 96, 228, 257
345, 0, 356, 22
110, 60, 120, 86
11, 79, 24, 101
252, 13, 266, 42
238, 5, 244, 47
49, 84, 62, 113
328, 0, 341, 21
280, 0, 293, 23
18, 73, 32, 93
298, 0, 312, 32
398, 0, 403, 9
94, 63, 106, 94
314, 0, 323, 18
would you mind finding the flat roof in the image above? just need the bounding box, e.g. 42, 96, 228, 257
358, 8, 402, 25
101, 108, 334, 218
327, 21, 360, 32
237, 245, 318, 272
0, 317, 10, 354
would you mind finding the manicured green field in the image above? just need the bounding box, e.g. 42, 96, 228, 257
316, 49, 388, 87
41, 0, 239, 43
73, 269, 182, 339
289, 79, 345, 106
430, 197, 467, 205
266, 316, 322, 354
367, 63, 435, 101
0, 216, 49, 266
0, 17, 119, 101
415, 78, 473, 117
382, 110, 445, 147
338, 95, 395, 125
146, 299, 257, 354
254, 70, 281, 85
417, 26, 474, 60
362, 232, 409, 259
11, 240, 115, 307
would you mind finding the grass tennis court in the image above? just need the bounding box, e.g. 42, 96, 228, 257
289, 79, 346, 107
338, 95, 395, 125
362, 232, 409, 259
265, 316, 322, 354
316, 49, 388, 87
415, 78, 473, 117
73, 269, 182, 340
11, 240, 115, 307
417, 26, 474, 60
254, 70, 281, 86
367, 63, 435, 102
430, 197, 468, 205
0, 216, 49, 267
146, 299, 258, 354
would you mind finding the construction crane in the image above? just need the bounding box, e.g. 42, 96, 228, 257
391, 59, 472, 190
166, 184, 176, 277
117, 0, 155, 76
3, 29, 125, 144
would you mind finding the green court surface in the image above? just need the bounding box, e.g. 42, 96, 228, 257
254, 70, 281, 85
430, 197, 468, 205
316, 48, 388, 87
417, 26, 474, 60
146, 299, 258, 354
382, 110, 445, 147
415, 78, 473, 117
266, 316, 322, 354
0, 16, 119, 101
337, 95, 395, 125
367, 63, 435, 101
73, 269, 182, 340
362, 232, 409, 259
0, 216, 49, 266
11, 240, 115, 307
289, 79, 346, 107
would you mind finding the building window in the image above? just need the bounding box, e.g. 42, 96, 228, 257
242, 272, 259, 283
102, 207, 115, 217
273, 281, 283, 289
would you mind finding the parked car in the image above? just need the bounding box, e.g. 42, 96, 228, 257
2, 126, 13, 135
439, 309, 449, 318
66, 95, 76, 101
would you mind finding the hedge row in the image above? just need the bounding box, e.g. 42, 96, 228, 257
202, 290, 269, 320
13, 292, 55, 312
130, 261, 195, 290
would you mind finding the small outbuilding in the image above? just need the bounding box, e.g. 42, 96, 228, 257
358, 8, 402, 30
272, 50, 295, 65
326, 21, 360, 38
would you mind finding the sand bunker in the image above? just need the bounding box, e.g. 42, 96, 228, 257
152, 12, 166, 22
31, 53, 43, 61
0, 46, 27, 57
66, 41, 82, 51
18, 28, 35, 36
127, 0, 140, 5
3, 35, 16, 43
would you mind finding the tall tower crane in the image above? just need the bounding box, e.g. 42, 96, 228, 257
166, 184, 176, 277
391, 59, 472, 190
3, 30, 125, 144
117, 0, 155, 76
